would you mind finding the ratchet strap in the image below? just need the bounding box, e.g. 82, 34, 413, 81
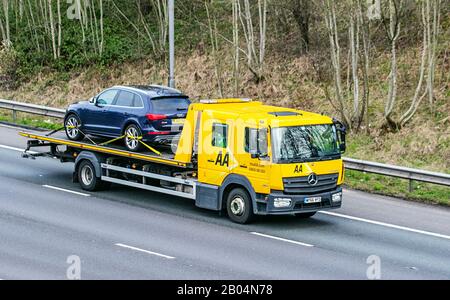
64, 125, 161, 156
126, 135, 162, 156
99, 135, 126, 146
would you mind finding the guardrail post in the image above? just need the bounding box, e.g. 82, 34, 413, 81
409, 179, 414, 193
12, 110, 17, 123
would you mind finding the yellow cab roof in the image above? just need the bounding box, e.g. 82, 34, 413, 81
192, 99, 333, 127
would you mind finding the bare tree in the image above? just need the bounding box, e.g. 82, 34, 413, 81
358, 0, 371, 133
205, 0, 223, 97
426, 0, 441, 112
291, 0, 310, 52
48, 0, 57, 59
324, 0, 351, 128
382, 0, 402, 129
57, 0, 61, 57
394, 0, 441, 127
237, 0, 267, 82
114, 0, 168, 57
1, 0, 11, 47
232, 0, 240, 96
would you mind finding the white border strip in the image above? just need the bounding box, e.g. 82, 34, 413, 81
42, 185, 90, 197
250, 232, 314, 247
319, 211, 450, 241
115, 243, 175, 260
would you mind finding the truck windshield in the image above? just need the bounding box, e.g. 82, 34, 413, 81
272, 124, 340, 163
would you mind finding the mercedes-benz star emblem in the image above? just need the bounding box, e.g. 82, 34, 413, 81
308, 173, 318, 186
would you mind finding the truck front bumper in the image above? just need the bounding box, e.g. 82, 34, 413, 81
255, 187, 342, 215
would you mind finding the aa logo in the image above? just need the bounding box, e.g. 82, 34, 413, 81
294, 165, 303, 174
215, 153, 229, 167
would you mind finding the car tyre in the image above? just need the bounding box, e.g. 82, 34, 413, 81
124, 124, 143, 152
226, 188, 254, 224
65, 114, 83, 141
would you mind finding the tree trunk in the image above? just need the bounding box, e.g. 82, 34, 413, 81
292, 0, 310, 52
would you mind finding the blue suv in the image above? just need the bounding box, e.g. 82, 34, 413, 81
64, 85, 191, 152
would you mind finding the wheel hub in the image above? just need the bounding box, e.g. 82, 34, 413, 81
66, 117, 79, 138
126, 127, 139, 149
230, 197, 245, 216
81, 165, 94, 186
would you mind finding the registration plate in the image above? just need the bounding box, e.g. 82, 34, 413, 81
304, 197, 322, 204
172, 119, 185, 124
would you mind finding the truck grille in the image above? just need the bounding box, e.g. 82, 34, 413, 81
283, 173, 338, 195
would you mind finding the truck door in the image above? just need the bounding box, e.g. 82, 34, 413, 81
236, 126, 271, 194
198, 120, 232, 186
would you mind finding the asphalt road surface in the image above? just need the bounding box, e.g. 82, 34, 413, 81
0, 124, 449, 279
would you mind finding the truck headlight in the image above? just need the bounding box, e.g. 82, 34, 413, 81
274, 198, 292, 208
332, 192, 342, 203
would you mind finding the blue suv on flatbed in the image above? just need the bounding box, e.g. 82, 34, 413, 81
64, 85, 191, 152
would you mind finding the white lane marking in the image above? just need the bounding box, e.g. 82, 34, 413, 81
0, 144, 37, 154
115, 243, 175, 260
42, 185, 90, 197
250, 232, 314, 247
319, 211, 450, 241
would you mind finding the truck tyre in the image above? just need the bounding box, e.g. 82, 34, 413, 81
294, 212, 316, 218
124, 124, 143, 152
226, 188, 254, 224
78, 160, 109, 191
65, 114, 83, 141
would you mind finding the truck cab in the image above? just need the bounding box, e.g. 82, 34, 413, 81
175, 99, 346, 223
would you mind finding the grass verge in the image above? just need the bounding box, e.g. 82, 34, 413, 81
0, 111, 62, 131
345, 170, 450, 206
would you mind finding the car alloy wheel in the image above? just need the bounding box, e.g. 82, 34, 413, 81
65, 115, 83, 141
125, 125, 142, 152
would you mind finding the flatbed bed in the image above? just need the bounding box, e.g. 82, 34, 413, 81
19, 131, 191, 168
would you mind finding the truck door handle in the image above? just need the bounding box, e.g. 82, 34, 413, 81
240, 165, 248, 168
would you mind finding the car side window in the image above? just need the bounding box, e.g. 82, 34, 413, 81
115, 91, 135, 107
133, 94, 144, 108
212, 123, 228, 148
97, 90, 117, 106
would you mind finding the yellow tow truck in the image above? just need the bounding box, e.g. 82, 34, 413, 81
20, 98, 346, 223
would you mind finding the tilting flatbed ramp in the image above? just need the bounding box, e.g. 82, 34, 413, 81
19, 131, 190, 168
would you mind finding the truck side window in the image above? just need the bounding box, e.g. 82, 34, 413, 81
245, 127, 268, 156
212, 123, 228, 148
245, 127, 257, 154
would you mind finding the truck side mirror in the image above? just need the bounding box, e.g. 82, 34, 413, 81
333, 118, 347, 153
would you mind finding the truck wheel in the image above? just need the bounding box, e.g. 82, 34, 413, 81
65, 114, 83, 141
78, 160, 109, 191
124, 124, 143, 152
294, 212, 316, 218
226, 188, 254, 224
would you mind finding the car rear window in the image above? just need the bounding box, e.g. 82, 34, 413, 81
151, 98, 190, 114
